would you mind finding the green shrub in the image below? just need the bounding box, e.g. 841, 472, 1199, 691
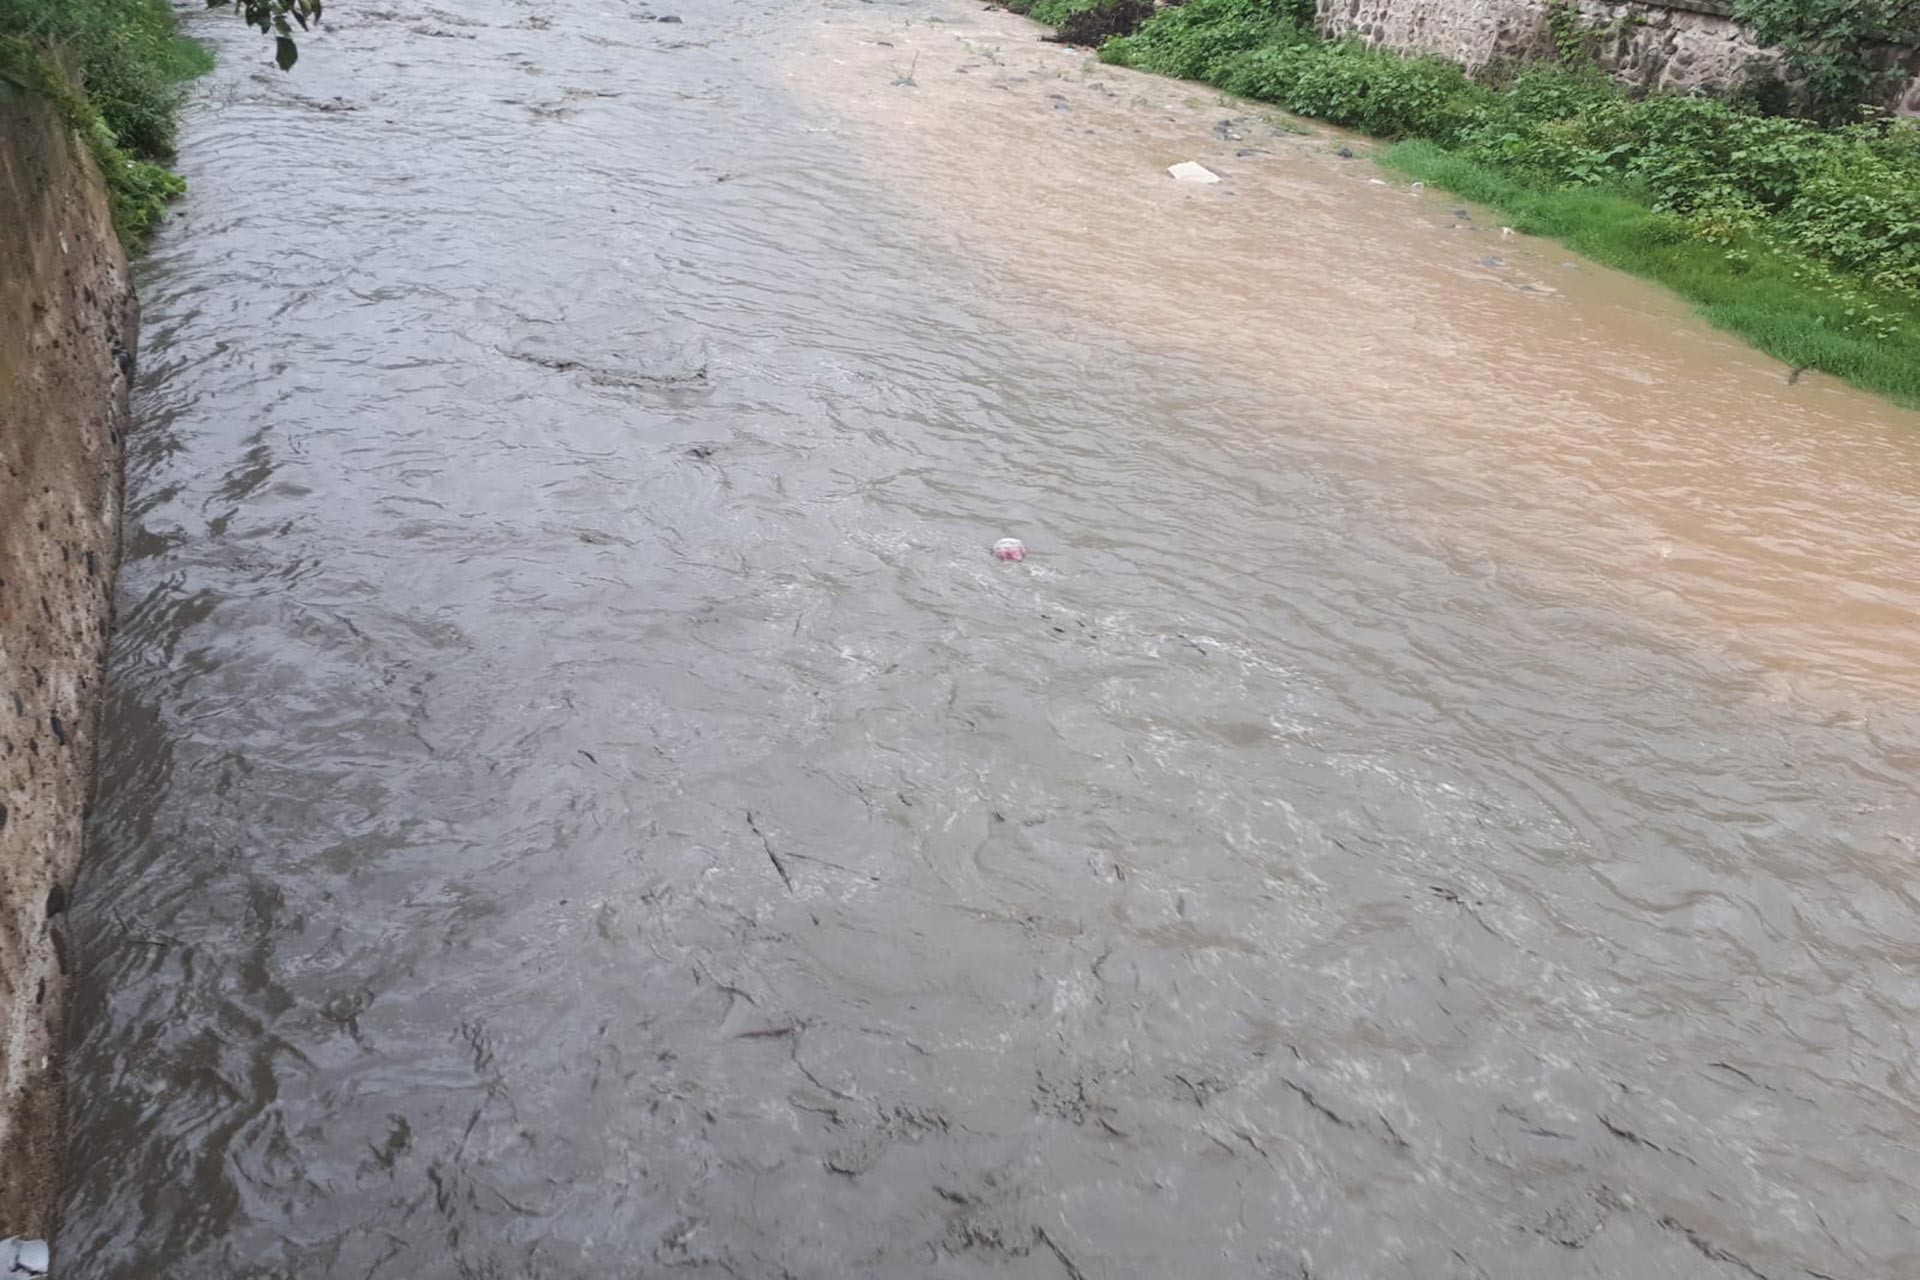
1618, 96, 1826, 212
105, 147, 187, 243
1781, 136, 1920, 293
0, 0, 208, 157
1733, 0, 1919, 123
1026, 0, 1157, 45
1464, 114, 1626, 186
1454, 80, 1920, 288
0, 0, 209, 245
1215, 40, 1487, 140
1101, 0, 1305, 80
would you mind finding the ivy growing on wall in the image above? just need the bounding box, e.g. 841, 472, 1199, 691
1733, 0, 1919, 120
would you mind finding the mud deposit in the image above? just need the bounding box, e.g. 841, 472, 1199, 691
56, 1, 1920, 1277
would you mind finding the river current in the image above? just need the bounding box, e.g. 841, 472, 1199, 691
57, 2, 1920, 1277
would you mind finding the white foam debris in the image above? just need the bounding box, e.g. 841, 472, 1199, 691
1167, 161, 1220, 184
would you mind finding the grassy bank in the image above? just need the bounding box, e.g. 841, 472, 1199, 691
1020, 0, 1920, 408
1380, 141, 1920, 402
0, 0, 210, 245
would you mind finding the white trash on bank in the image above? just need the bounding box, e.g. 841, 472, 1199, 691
1, 1238, 49, 1276
1167, 161, 1220, 184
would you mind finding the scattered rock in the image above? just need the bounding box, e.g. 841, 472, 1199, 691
0, 1238, 49, 1276
1335, 145, 1354, 158
824, 1135, 885, 1176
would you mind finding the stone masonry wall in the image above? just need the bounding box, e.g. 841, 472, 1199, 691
1318, 0, 1920, 113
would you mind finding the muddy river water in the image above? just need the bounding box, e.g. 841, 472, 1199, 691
56, 1, 1920, 1276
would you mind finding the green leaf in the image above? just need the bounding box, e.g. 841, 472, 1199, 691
275, 34, 298, 70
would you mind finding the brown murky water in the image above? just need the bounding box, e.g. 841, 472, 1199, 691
57, 1, 1920, 1277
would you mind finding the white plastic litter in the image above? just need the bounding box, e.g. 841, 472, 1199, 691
1167, 161, 1220, 184
992, 538, 1026, 562
1, 1238, 49, 1276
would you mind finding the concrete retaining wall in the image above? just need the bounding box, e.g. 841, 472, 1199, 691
0, 83, 137, 1239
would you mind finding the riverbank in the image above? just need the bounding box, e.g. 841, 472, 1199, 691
0, 0, 206, 1242
0, 0, 218, 1241
0, 87, 138, 1240
0, 0, 207, 245
1004, 0, 1920, 408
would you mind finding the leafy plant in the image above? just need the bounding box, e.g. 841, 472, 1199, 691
0, 0, 210, 243
1780, 133, 1920, 291
1542, 0, 1639, 70
1546, 0, 1594, 66
1101, 0, 1305, 80
207, 0, 321, 70
1215, 40, 1486, 139
0, 0, 209, 155
1732, 0, 1920, 121
1027, 0, 1156, 46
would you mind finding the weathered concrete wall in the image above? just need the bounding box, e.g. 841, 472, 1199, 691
1318, 0, 1920, 112
0, 85, 137, 1238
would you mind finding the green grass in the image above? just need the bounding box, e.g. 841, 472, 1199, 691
1382, 140, 1920, 408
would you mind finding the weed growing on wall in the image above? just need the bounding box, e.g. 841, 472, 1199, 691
1734, 0, 1920, 122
